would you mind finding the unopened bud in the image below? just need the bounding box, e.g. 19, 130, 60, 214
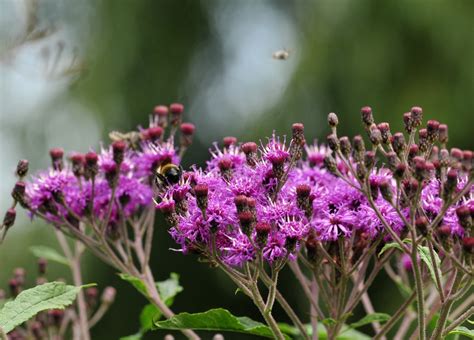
386, 151, 399, 170
238, 211, 254, 236
3, 208, 16, 230
234, 195, 248, 213
223, 136, 237, 148
364, 151, 376, 169
356, 163, 367, 180
436, 225, 451, 239
327, 134, 339, 152
112, 140, 127, 165
305, 234, 319, 263
394, 163, 406, 180
369, 127, 382, 146
462, 237, 474, 255
291, 123, 305, 147
411, 106, 423, 127
403, 112, 413, 133
255, 222, 271, 248
70, 153, 85, 177
339, 136, 351, 157
418, 129, 428, 153
379, 180, 393, 203
327, 112, 339, 127
392, 133, 406, 156
194, 184, 209, 212
369, 178, 379, 200
438, 124, 448, 144
104, 163, 119, 188
38, 258, 47, 275
361, 106, 374, 126
49, 148, 64, 171
101, 286, 116, 304
241, 142, 258, 167
154, 105, 168, 116
377, 122, 392, 144
180, 123, 195, 148
415, 216, 429, 236
324, 154, 338, 175
353, 135, 365, 161
456, 206, 471, 229
170, 103, 184, 126
11, 181, 26, 204
426, 120, 440, 143
16, 159, 29, 177
462, 150, 472, 172
85, 152, 99, 179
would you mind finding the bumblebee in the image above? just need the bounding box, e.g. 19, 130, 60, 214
155, 163, 183, 188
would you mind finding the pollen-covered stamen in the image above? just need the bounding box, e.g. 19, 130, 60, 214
49, 148, 64, 171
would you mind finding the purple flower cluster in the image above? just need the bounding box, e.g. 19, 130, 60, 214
7, 104, 195, 238
157, 128, 472, 267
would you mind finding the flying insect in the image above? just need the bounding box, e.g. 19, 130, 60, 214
155, 163, 183, 189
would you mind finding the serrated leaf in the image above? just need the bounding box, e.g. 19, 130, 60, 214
447, 326, 473, 338
153, 308, 286, 338
278, 323, 370, 339
30, 245, 69, 266
156, 273, 183, 307
417, 245, 442, 292
349, 313, 390, 329
0, 282, 94, 333
118, 273, 148, 297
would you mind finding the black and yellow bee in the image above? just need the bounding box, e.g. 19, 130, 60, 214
155, 163, 183, 188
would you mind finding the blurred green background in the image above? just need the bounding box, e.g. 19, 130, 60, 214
1, 0, 473, 339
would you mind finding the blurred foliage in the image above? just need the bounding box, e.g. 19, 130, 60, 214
1, 0, 473, 339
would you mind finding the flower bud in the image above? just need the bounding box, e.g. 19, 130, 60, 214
418, 128, 428, 153
112, 140, 127, 165
11, 181, 26, 204
444, 168, 458, 197
218, 157, 233, 180
356, 163, 367, 180
104, 163, 119, 188
223, 136, 237, 148
238, 211, 254, 236
324, 154, 338, 175
9, 278, 20, 296
170, 103, 184, 126
49, 148, 64, 171
408, 144, 419, 165
339, 136, 351, 157
291, 123, 305, 147
415, 216, 429, 236
364, 151, 376, 169
392, 133, 406, 156
194, 184, 209, 213
369, 127, 382, 146
70, 153, 85, 177
386, 151, 399, 170
369, 178, 379, 200
296, 184, 312, 218
16, 159, 29, 178
361, 106, 374, 126
462, 150, 472, 172
85, 152, 99, 179
154, 105, 169, 116
305, 234, 319, 263
156, 201, 178, 227
456, 206, 471, 229
438, 124, 448, 144
255, 222, 271, 247
180, 123, 195, 148
353, 135, 365, 161
38, 258, 47, 275
394, 163, 407, 180
327, 134, 339, 152
48, 309, 64, 327
403, 112, 413, 133
101, 286, 116, 305
411, 106, 423, 128
427, 120, 440, 143
403, 178, 419, 200
436, 225, 451, 239
379, 179, 393, 203
377, 122, 392, 144
234, 195, 248, 213
2, 208, 16, 229
462, 237, 474, 255
327, 112, 339, 127
241, 142, 258, 167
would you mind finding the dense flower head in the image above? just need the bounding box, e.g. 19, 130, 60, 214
157, 121, 473, 268
13, 104, 193, 235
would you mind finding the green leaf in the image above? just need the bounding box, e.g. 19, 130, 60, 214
349, 313, 390, 329
120, 332, 143, 340
417, 245, 442, 292
447, 326, 474, 338
118, 273, 148, 297
468, 320, 474, 325
140, 304, 160, 331
153, 308, 285, 338
322, 318, 337, 326
156, 273, 183, 307
29, 245, 69, 266
278, 323, 370, 339
378, 238, 411, 256
0, 282, 94, 333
